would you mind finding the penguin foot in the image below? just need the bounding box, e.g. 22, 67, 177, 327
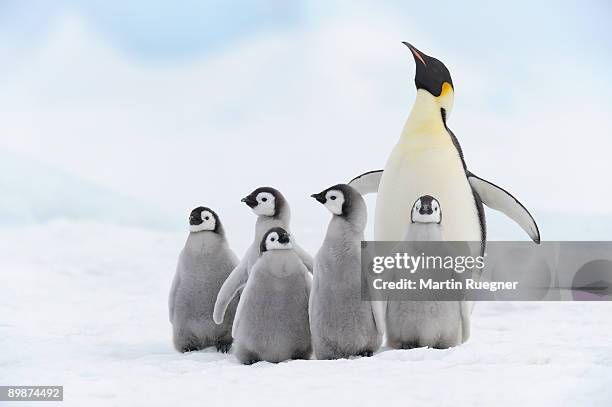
173, 329, 204, 353
180, 344, 203, 353
387, 338, 419, 350
215, 341, 232, 353
291, 350, 312, 360
359, 350, 374, 357
236, 348, 261, 365
400, 341, 420, 350
433, 339, 458, 349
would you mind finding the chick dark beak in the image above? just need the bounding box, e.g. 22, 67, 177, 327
419, 205, 433, 215
189, 216, 202, 225
311, 192, 326, 204
241, 195, 257, 208
278, 233, 290, 244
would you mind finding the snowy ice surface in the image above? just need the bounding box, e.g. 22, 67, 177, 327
1, 221, 611, 407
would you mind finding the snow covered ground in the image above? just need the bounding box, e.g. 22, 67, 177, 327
1, 221, 611, 407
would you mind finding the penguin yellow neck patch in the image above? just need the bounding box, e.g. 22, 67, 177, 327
440, 82, 453, 97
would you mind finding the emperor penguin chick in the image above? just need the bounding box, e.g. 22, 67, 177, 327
386, 196, 469, 349
232, 227, 312, 364
404, 195, 444, 241
310, 184, 384, 359
213, 187, 313, 327
169, 207, 239, 353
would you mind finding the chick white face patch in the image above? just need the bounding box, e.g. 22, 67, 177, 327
253, 192, 276, 217
324, 190, 345, 215
265, 232, 292, 251
190, 210, 216, 232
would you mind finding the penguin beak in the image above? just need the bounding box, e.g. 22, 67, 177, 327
189, 215, 202, 225
402, 41, 453, 98
241, 195, 258, 208
311, 192, 326, 204
403, 42, 427, 67
419, 204, 433, 215
278, 232, 290, 244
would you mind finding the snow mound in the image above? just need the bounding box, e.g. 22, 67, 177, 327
0, 150, 179, 230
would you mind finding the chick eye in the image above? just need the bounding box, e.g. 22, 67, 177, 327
271, 237, 275, 242
330, 196, 337, 200
205, 216, 210, 220
434, 208, 438, 212
262, 197, 267, 202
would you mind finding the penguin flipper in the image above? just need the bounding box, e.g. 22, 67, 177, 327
349, 170, 383, 195
213, 258, 248, 324
293, 242, 314, 273
459, 301, 471, 343
370, 300, 386, 336
467, 172, 540, 243
303, 267, 312, 298
168, 267, 181, 323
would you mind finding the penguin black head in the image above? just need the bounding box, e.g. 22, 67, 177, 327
241, 187, 288, 218
403, 42, 454, 115
260, 227, 292, 253
411, 195, 442, 224
189, 206, 222, 233
310, 184, 357, 217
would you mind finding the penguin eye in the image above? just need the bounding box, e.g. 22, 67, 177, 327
205, 216, 210, 220
261, 197, 267, 202
271, 237, 276, 242
330, 196, 337, 201
434, 208, 437, 212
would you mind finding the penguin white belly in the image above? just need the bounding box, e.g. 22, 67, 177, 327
374, 145, 480, 242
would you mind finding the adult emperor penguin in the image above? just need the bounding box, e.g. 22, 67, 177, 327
309, 184, 384, 359
169, 207, 239, 353
386, 196, 470, 348
349, 42, 540, 251
213, 187, 313, 326
232, 227, 312, 364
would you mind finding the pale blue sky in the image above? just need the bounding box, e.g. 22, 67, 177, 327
1, 0, 303, 59
2, 0, 611, 65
